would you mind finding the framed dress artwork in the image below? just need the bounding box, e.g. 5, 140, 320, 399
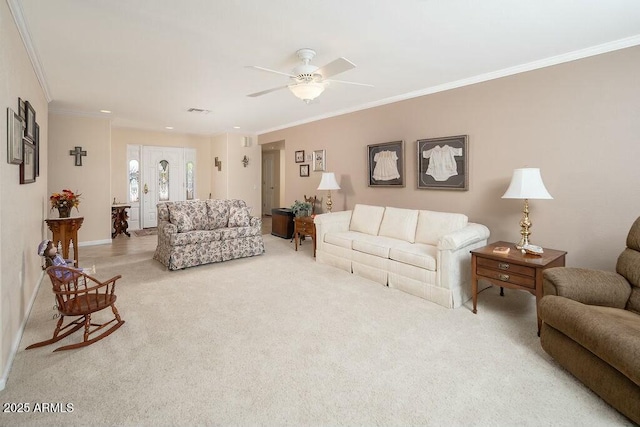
367, 140, 405, 187
417, 135, 468, 190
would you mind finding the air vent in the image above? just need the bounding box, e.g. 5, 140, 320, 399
187, 108, 211, 114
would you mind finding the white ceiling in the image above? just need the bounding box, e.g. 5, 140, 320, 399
13, 0, 640, 136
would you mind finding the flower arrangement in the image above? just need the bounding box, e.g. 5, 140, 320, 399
291, 200, 312, 217
50, 189, 82, 212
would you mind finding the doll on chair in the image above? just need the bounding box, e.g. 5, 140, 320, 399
37, 240, 95, 274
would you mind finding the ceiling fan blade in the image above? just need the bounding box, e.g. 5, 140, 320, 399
315, 57, 356, 78
245, 65, 296, 78
247, 85, 289, 97
325, 78, 374, 87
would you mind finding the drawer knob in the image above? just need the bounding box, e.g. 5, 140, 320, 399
498, 262, 510, 270
499, 273, 510, 282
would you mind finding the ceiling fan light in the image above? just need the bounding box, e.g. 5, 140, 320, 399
288, 82, 325, 103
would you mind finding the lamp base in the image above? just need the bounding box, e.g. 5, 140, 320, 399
515, 198, 532, 250
325, 191, 333, 213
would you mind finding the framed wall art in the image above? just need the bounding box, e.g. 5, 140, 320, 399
299, 164, 309, 177
24, 101, 36, 142
367, 140, 405, 187
417, 135, 468, 190
312, 149, 325, 171
7, 107, 23, 164
20, 138, 36, 184
18, 98, 26, 119
295, 150, 305, 163
35, 123, 40, 176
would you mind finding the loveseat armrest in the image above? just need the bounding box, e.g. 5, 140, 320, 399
158, 220, 177, 238
314, 211, 352, 251
543, 267, 631, 308
250, 216, 262, 228
438, 223, 490, 251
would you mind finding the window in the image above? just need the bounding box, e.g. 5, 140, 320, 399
158, 160, 169, 201
186, 161, 194, 200
129, 160, 140, 202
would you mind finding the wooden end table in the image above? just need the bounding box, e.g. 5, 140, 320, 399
111, 204, 131, 238
45, 217, 84, 266
294, 216, 316, 257
471, 241, 566, 334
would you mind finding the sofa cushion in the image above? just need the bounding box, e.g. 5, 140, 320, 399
169, 205, 194, 232
169, 229, 222, 246
168, 201, 209, 231
352, 234, 405, 258
389, 243, 438, 271
540, 295, 640, 387
349, 204, 385, 236
415, 210, 468, 245
206, 199, 230, 229
229, 206, 251, 227
378, 207, 419, 243
324, 231, 361, 249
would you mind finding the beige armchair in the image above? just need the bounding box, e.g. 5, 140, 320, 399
539, 216, 640, 424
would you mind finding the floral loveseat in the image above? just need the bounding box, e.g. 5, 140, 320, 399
153, 199, 264, 270
314, 204, 490, 308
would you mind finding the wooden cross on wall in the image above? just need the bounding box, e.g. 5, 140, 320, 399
70, 146, 87, 166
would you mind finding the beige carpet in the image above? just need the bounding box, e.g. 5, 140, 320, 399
0, 235, 632, 426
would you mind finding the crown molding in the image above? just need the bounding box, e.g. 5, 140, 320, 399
6, 0, 52, 102
258, 35, 640, 135
49, 108, 112, 120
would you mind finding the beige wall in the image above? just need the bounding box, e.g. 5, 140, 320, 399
111, 127, 212, 203
210, 133, 261, 214
260, 46, 640, 271
0, 1, 49, 388
48, 113, 111, 244
210, 133, 228, 200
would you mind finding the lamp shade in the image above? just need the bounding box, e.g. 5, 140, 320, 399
317, 172, 340, 190
288, 82, 325, 103
502, 168, 552, 199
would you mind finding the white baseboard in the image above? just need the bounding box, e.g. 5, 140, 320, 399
79, 239, 112, 247
0, 271, 45, 391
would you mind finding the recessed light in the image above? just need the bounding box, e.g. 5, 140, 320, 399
233, 126, 240, 129
165, 126, 174, 130
100, 110, 111, 114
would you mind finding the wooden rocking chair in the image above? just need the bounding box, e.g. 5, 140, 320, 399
26, 266, 125, 352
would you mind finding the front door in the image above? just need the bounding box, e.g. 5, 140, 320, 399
141, 147, 184, 228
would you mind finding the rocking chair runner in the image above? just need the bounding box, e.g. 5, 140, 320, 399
27, 266, 125, 352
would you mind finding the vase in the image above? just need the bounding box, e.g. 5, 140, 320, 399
57, 206, 71, 218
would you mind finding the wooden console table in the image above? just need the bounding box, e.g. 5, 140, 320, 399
294, 216, 316, 257
111, 204, 131, 238
45, 217, 84, 266
471, 241, 566, 334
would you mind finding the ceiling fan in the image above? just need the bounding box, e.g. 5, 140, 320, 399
246, 48, 372, 104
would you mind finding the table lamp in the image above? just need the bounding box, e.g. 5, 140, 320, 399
317, 172, 340, 213
501, 168, 552, 249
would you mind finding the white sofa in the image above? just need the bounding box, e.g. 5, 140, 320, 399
314, 204, 490, 308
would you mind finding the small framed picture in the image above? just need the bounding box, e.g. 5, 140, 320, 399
313, 149, 326, 172
24, 101, 36, 142
7, 107, 23, 164
35, 123, 40, 176
299, 164, 310, 177
20, 138, 36, 184
367, 140, 405, 187
417, 135, 468, 190
295, 150, 305, 163
18, 98, 26, 119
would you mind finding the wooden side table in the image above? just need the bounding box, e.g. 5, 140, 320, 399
294, 216, 316, 257
45, 217, 84, 266
471, 241, 566, 334
111, 204, 131, 238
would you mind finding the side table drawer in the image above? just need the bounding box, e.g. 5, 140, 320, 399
477, 257, 535, 277
476, 266, 535, 289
